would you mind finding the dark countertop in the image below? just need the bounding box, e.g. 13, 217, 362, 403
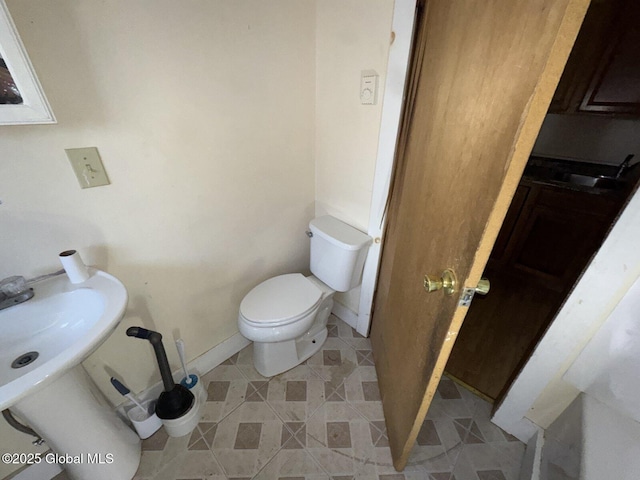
522, 156, 629, 196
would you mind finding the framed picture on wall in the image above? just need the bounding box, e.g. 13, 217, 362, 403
0, 0, 55, 125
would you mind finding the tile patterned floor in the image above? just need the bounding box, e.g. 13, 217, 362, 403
55, 315, 525, 480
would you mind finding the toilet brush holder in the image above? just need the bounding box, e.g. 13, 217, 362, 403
160, 393, 202, 437
127, 400, 162, 439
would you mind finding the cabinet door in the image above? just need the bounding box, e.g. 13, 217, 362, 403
509, 191, 612, 292
489, 184, 530, 264
579, 0, 640, 114
549, 0, 616, 113
550, 0, 640, 116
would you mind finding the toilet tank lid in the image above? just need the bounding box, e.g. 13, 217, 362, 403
309, 216, 372, 251
240, 274, 322, 323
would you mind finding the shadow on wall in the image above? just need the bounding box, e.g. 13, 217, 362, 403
98, 295, 163, 397
83, 241, 311, 406
0, 211, 107, 277
81, 260, 267, 407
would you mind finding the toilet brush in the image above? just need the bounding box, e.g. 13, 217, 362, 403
126, 327, 194, 420
110, 376, 162, 439
175, 339, 206, 404
175, 339, 194, 386
110, 377, 147, 414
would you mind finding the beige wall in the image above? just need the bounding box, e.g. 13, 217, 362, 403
315, 0, 394, 312
0, 1, 315, 475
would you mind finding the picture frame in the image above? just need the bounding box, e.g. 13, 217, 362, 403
0, 0, 55, 125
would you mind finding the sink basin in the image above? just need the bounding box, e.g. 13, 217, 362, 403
0, 268, 127, 410
0, 268, 140, 480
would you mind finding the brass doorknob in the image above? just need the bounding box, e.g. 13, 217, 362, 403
423, 269, 457, 296
475, 278, 490, 295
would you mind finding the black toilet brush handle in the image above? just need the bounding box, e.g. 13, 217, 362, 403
126, 326, 175, 393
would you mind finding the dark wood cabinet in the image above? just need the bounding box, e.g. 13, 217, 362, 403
550, 0, 640, 116
490, 184, 530, 263
496, 181, 618, 291
447, 176, 622, 400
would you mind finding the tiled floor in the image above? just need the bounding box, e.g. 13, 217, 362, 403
59, 315, 525, 480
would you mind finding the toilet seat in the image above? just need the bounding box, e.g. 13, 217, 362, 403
239, 273, 322, 327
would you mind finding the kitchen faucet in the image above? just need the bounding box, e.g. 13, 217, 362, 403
616, 154, 637, 179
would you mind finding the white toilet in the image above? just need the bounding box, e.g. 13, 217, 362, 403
238, 215, 372, 377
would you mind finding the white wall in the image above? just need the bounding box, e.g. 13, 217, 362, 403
315, 0, 394, 313
0, 1, 315, 476
532, 113, 640, 165
564, 275, 640, 423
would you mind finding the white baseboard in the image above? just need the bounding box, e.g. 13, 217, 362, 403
332, 301, 358, 330
189, 332, 251, 378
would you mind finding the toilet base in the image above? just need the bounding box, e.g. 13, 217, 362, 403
254, 324, 328, 377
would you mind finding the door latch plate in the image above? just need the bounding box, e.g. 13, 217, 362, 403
459, 287, 476, 307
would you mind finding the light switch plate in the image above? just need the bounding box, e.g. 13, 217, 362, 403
65, 147, 110, 189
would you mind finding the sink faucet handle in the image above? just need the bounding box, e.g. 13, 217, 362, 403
0, 276, 27, 295
0, 276, 35, 310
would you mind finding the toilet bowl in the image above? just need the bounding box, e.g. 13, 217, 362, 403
239, 274, 335, 377
238, 216, 372, 377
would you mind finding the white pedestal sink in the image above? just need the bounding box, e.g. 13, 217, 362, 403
0, 268, 140, 480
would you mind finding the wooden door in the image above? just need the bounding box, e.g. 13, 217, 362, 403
370, 0, 590, 470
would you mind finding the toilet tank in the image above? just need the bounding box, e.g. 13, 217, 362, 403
309, 216, 372, 292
